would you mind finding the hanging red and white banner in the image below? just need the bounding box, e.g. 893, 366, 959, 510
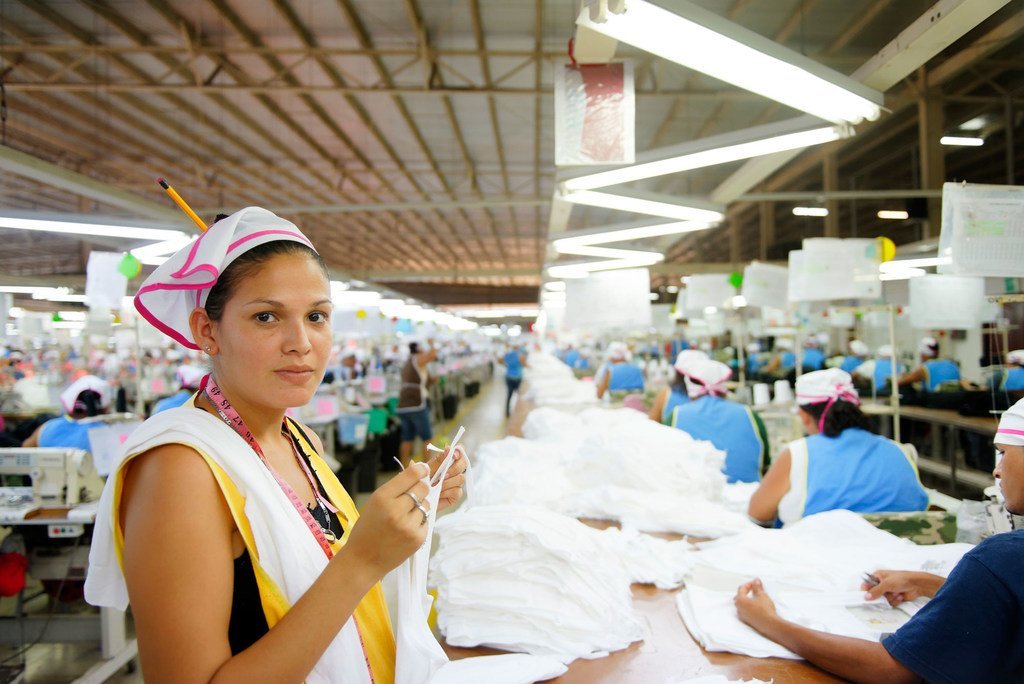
555, 62, 635, 166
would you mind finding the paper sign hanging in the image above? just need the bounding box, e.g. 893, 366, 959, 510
938, 182, 1024, 277
555, 62, 635, 166
85, 252, 129, 310
742, 262, 789, 308
564, 268, 651, 331
909, 275, 986, 329
685, 274, 734, 313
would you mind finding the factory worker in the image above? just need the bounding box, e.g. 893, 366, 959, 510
596, 342, 645, 399
670, 358, 768, 483
735, 395, 1024, 683
852, 344, 906, 394
760, 338, 796, 377
745, 341, 764, 377
22, 375, 111, 451
499, 343, 527, 417
897, 336, 960, 392
562, 344, 585, 370
999, 349, 1024, 391
648, 349, 707, 425
84, 207, 467, 682
747, 368, 927, 526
801, 336, 826, 371
839, 339, 869, 374
150, 364, 205, 415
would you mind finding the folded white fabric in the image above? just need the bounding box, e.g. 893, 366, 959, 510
522, 354, 598, 406
430, 505, 644, 661
597, 526, 695, 589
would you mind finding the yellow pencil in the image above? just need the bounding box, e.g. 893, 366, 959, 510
157, 178, 208, 232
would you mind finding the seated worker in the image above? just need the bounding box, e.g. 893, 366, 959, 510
801, 336, 827, 372
562, 345, 583, 370
852, 344, 906, 395
671, 358, 768, 483
151, 364, 205, 415
648, 349, 707, 424
839, 339, 869, 374
734, 396, 1024, 683
22, 375, 111, 451
748, 368, 927, 526
1000, 349, 1024, 391
596, 342, 644, 399
745, 342, 763, 378
759, 338, 796, 377
898, 336, 960, 392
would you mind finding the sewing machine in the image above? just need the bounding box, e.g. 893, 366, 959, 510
0, 448, 103, 520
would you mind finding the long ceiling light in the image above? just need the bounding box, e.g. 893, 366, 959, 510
879, 256, 951, 272
0, 216, 187, 242
553, 244, 665, 260
561, 189, 724, 222
547, 254, 663, 279
940, 136, 984, 147
877, 210, 910, 220
793, 207, 829, 217
561, 118, 847, 192
553, 219, 716, 249
577, 0, 883, 125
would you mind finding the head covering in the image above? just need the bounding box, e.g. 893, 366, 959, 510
607, 342, 630, 362
775, 338, 794, 351
996, 397, 1024, 447
683, 358, 732, 399
134, 207, 316, 350
1007, 350, 1024, 366
746, 342, 761, 354
849, 340, 869, 357
175, 364, 205, 390
673, 349, 708, 376
60, 375, 111, 414
919, 336, 939, 358
795, 368, 860, 433
877, 344, 894, 358
815, 332, 830, 348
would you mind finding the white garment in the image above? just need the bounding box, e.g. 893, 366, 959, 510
85, 408, 374, 684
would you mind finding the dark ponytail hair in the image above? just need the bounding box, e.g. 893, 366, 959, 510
671, 369, 687, 393
72, 390, 103, 418
204, 241, 327, 321
800, 399, 871, 438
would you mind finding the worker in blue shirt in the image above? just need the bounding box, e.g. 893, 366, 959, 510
999, 349, 1024, 391
648, 349, 706, 424
760, 338, 796, 377
734, 394, 1024, 684
671, 358, 768, 483
898, 336, 960, 392
748, 368, 927, 526
595, 342, 644, 399
151, 364, 204, 414
839, 339, 869, 374
499, 344, 527, 417
22, 375, 111, 451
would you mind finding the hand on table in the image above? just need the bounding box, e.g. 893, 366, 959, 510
861, 570, 944, 607
734, 578, 779, 634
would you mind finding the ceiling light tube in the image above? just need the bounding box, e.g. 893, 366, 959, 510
561, 189, 724, 222
553, 244, 665, 261
879, 256, 951, 272
577, 0, 883, 125
0, 216, 187, 242
792, 207, 829, 217
553, 219, 716, 248
562, 118, 845, 192
877, 210, 910, 220
879, 267, 927, 281
543, 281, 567, 292
940, 136, 984, 146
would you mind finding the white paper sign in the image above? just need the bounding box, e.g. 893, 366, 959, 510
564, 268, 652, 331
685, 274, 734, 313
742, 262, 788, 308
789, 239, 881, 302
909, 275, 986, 329
938, 182, 1024, 276
85, 252, 129, 310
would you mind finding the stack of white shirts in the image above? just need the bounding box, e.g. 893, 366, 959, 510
521, 354, 598, 406
677, 510, 975, 659
430, 505, 646, 660
598, 526, 695, 589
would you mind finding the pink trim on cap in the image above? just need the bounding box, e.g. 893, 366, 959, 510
997, 428, 1024, 436
228, 229, 314, 254
133, 293, 202, 350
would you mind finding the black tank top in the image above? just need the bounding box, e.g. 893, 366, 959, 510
227, 425, 344, 655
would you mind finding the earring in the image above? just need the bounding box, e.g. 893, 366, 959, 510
204, 345, 212, 354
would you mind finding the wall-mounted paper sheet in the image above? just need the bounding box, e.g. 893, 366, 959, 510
909, 275, 986, 329
685, 274, 734, 313
564, 268, 652, 331
743, 262, 788, 308
938, 182, 1024, 277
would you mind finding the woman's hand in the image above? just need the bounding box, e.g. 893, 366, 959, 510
429, 445, 468, 512
861, 570, 945, 607
343, 462, 431, 579
734, 578, 779, 634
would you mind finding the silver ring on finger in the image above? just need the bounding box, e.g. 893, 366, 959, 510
405, 490, 423, 507
415, 502, 429, 525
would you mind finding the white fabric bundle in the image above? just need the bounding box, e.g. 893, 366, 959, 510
521, 353, 598, 407
596, 526, 695, 589
430, 505, 644, 661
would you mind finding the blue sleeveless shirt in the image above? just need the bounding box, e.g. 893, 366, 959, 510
151, 390, 192, 415
671, 396, 764, 483
922, 359, 960, 392
839, 355, 865, 373
661, 387, 689, 424
607, 363, 645, 392
873, 359, 906, 392
38, 416, 100, 453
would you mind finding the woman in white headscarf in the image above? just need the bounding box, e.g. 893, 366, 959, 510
648, 349, 707, 424
747, 368, 927, 526
897, 336, 961, 392
22, 375, 111, 450
595, 342, 644, 399
84, 208, 468, 682
734, 396, 1024, 683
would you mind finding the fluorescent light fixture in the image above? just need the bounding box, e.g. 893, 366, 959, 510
879, 256, 951, 272
554, 243, 665, 261
667, 285, 679, 294
0, 285, 63, 295
52, 321, 86, 330
37, 293, 88, 303
543, 281, 566, 292
0, 216, 187, 242
8, 307, 24, 318
958, 115, 988, 131
458, 307, 540, 319
332, 290, 382, 306
131, 234, 194, 265
877, 210, 910, 220
731, 295, 748, 308
561, 190, 724, 222
648, 292, 659, 301
704, 306, 718, 315
940, 136, 984, 147
879, 267, 926, 281
553, 219, 715, 249
680, 276, 691, 284
793, 207, 829, 217
56, 311, 87, 321
562, 121, 844, 192
577, 0, 882, 125
547, 255, 663, 279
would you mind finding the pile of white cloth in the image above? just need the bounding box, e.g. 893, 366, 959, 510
521, 353, 598, 406
430, 505, 646, 661
678, 510, 974, 659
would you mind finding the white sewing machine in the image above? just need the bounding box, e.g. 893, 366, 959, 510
0, 448, 104, 520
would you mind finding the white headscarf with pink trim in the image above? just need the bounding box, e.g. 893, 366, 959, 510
673, 349, 708, 377
996, 397, 1024, 447
60, 375, 111, 414
134, 207, 316, 350
796, 368, 860, 433
683, 358, 732, 399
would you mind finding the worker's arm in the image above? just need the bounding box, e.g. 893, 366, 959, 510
596, 371, 610, 399
747, 448, 791, 525
21, 424, 41, 448
734, 579, 918, 684
648, 387, 668, 422
120, 444, 430, 684
897, 366, 926, 387
762, 355, 781, 375
862, 570, 945, 606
